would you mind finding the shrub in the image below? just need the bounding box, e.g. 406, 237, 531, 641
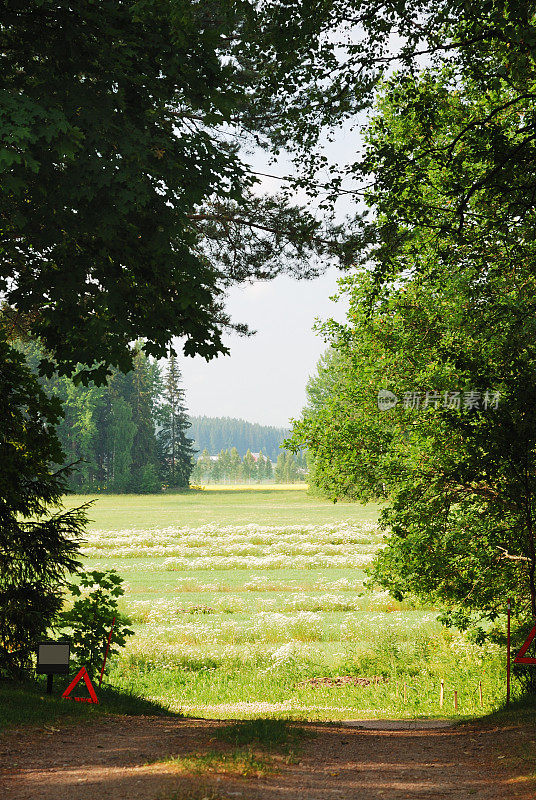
58, 569, 133, 678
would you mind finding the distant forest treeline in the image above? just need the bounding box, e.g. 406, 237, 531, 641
191, 448, 307, 484
189, 416, 289, 461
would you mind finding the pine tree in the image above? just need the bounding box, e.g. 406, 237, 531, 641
158, 354, 195, 488
264, 457, 274, 482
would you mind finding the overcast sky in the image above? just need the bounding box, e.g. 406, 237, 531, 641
178, 115, 362, 428
178, 267, 349, 428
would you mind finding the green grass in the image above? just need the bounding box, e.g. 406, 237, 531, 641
215, 718, 311, 749
0, 677, 178, 732
157, 718, 310, 781
19, 489, 517, 726
63, 488, 382, 529
162, 748, 273, 778
484, 694, 536, 727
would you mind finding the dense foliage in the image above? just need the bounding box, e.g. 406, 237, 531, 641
0, 0, 349, 383
0, 339, 87, 678
58, 569, 133, 679
16, 339, 194, 492
189, 416, 289, 461
289, 65, 536, 641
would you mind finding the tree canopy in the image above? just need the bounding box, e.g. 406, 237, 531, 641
288, 63, 536, 640
0, 0, 346, 382
5, 0, 536, 661
5, 2, 535, 383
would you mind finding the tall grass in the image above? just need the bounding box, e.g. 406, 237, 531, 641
63, 490, 512, 721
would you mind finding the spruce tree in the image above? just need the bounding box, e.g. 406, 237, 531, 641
107, 396, 136, 493
158, 354, 195, 488
0, 339, 87, 678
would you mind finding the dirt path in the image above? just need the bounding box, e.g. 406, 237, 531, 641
1, 715, 534, 800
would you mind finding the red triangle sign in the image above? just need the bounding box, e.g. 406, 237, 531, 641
61, 666, 99, 704
513, 623, 536, 665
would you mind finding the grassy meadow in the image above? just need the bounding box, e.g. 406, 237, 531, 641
62, 487, 509, 720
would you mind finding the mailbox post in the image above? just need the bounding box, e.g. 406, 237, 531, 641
36, 641, 70, 694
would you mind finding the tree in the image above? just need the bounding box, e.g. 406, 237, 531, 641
218, 449, 231, 483
210, 457, 222, 483
256, 450, 266, 482
190, 458, 203, 485
107, 396, 136, 493
1, 0, 346, 384
358, 65, 536, 623
274, 452, 286, 484
198, 449, 213, 484
0, 338, 87, 678
58, 569, 133, 679
288, 67, 536, 638
242, 449, 257, 483
122, 349, 160, 492
246, 2, 536, 246
264, 456, 274, 482
283, 452, 299, 483
71, 387, 102, 491
158, 354, 195, 488
229, 447, 243, 483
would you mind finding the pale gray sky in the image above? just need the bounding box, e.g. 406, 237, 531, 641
179, 267, 348, 428
179, 113, 362, 428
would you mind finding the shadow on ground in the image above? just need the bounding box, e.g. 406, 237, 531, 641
1, 713, 535, 800
0, 678, 179, 732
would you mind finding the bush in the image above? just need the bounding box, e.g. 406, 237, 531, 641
58, 569, 133, 679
